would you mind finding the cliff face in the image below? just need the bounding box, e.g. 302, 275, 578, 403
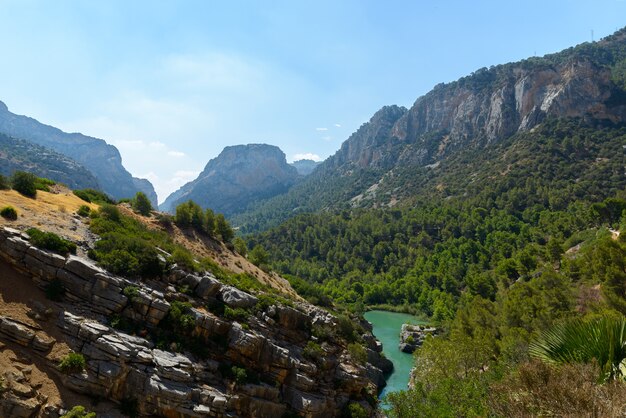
0, 221, 387, 417
0, 101, 157, 205
161, 144, 299, 215
0, 133, 100, 190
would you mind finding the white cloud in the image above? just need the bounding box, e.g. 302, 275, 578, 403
293, 153, 321, 162
334, 123, 341, 127
315, 127, 328, 131
168, 151, 186, 157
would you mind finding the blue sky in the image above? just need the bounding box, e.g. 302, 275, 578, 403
0, 0, 625, 202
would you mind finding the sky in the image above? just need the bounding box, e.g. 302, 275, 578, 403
0, 1, 625, 203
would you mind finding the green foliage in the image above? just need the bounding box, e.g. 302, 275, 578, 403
60, 406, 96, 418
337, 315, 361, 343
27, 228, 77, 256
347, 343, 367, 365
11, 170, 37, 197
170, 247, 197, 271
76, 205, 91, 217
132, 191, 153, 216
0, 174, 9, 190
59, 353, 86, 374
224, 306, 249, 322
167, 301, 196, 332
33, 176, 55, 192
303, 341, 324, 362
346, 403, 368, 418
0, 205, 18, 220
98, 203, 121, 222
73, 188, 115, 204
175, 200, 204, 228
45, 279, 65, 301
123, 285, 140, 301
529, 315, 626, 381
215, 213, 234, 242
248, 244, 269, 266
231, 366, 248, 385
233, 237, 247, 256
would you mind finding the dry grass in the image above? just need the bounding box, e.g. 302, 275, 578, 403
489, 360, 626, 417
0, 187, 97, 241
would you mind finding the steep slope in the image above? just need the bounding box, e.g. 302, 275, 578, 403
160, 144, 299, 216
0, 133, 100, 190
0, 101, 157, 205
0, 187, 388, 417
233, 28, 626, 233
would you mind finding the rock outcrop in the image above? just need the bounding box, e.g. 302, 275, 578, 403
398, 324, 437, 354
160, 144, 299, 216
0, 227, 385, 417
0, 102, 157, 204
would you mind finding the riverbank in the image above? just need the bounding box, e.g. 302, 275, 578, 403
363, 310, 428, 403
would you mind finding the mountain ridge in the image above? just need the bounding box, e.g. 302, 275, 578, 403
0, 101, 158, 205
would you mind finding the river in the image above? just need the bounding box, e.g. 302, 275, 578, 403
363, 310, 426, 402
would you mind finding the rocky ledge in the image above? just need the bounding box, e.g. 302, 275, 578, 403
398, 324, 437, 354
0, 227, 388, 417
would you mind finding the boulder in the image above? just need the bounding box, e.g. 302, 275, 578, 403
220, 286, 258, 309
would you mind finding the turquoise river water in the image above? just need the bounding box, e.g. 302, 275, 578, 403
363, 310, 426, 402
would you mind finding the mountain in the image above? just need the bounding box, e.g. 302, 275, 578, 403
233, 28, 626, 233
291, 159, 321, 176
0, 132, 101, 190
0, 101, 158, 205
160, 144, 299, 215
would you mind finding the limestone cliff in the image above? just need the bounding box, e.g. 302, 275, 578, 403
0, 101, 157, 205
160, 144, 299, 216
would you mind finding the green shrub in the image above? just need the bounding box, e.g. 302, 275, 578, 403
156, 213, 173, 228
27, 228, 77, 256
215, 213, 234, 242
76, 205, 91, 217
0, 174, 10, 190
347, 343, 367, 365
132, 191, 153, 216
233, 237, 248, 256
175, 200, 204, 228
170, 247, 197, 271
168, 301, 196, 331
45, 279, 65, 301
11, 171, 37, 198
337, 315, 359, 342
0, 206, 18, 220
123, 285, 140, 301
231, 366, 248, 384
60, 405, 96, 418
303, 341, 324, 362
99, 204, 121, 222
34, 176, 56, 192
73, 188, 114, 204
224, 306, 249, 322
59, 353, 86, 374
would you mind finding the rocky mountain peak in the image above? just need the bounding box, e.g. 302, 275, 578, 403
160, 143, 299, 215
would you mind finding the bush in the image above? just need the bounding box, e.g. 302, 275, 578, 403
303, 341, 324, 362
132, 191, 153, 216
34, 176, 55, 192
45, 279, 65, 301
347, 343, 367, 365
231, 366, 248, 385
215, 213, 234, 242
0, 206, 18, 220
170, 247, 197, 271
73, 188, 114, 204
123, 285, 140, 301
59, 353, 86, 374
0, 174, 10, 190
233, 237, 248, 256
11, 171, 37, 197
224, 306, 249, 322
168, 301, 196, 331
175, 200, 204, 229
76, 205, 91, 217
27, 228, 77, 256
60, 406, 96, 418
98, 204, 121, 222
346, 403, 368, 418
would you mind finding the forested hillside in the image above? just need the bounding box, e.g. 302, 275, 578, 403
250, 117, 626, 415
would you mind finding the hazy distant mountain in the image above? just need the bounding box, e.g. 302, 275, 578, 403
232, 28, 626, 233
0, 132, 100, 190
160, 144, 299, 215
290, 159, 321, 176
0, 101, 157, 205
